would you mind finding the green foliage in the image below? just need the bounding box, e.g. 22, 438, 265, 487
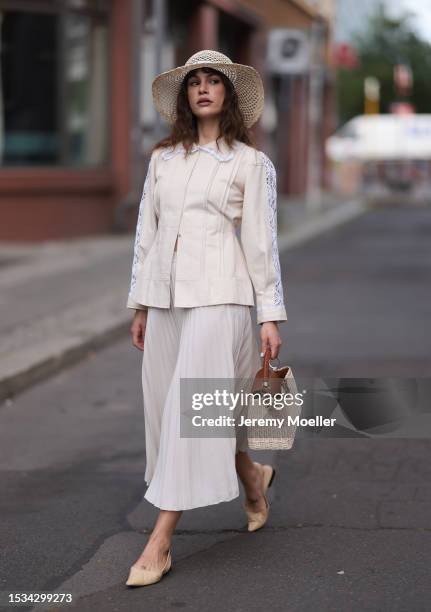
337, 2, 431, 124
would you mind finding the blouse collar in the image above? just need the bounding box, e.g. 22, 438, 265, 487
160, 138, 240, 162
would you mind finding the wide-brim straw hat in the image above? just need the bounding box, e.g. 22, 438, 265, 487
152, 50, 264, 128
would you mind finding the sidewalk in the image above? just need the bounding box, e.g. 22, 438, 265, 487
0, 193, 366, 401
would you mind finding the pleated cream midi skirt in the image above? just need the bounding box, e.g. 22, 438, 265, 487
141, 251, 261, 510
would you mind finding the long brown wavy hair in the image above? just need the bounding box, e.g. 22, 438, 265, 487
151, 67, 257, 156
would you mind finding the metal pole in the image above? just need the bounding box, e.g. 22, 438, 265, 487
306, 19, 325, 213
154, 0, 166, 141
279, 75, 291, 190
130, 0, 143, 195
113, 0, 143, 231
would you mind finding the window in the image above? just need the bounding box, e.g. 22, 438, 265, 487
0, 3, 109, 166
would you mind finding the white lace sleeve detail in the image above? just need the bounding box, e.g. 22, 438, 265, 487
259, 151, 284, 306
129, 156, 153, 295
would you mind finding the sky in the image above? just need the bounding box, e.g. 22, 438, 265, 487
335, 0, 431, 44
388, 0, 431, 42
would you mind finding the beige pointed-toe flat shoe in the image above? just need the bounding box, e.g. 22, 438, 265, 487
244, 462, 276, 532
125, 549, 172, 587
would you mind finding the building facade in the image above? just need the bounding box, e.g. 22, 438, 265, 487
0, 0, 334, 241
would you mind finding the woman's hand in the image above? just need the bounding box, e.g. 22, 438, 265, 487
131, 309, 148, 350
260, 322, 282, 359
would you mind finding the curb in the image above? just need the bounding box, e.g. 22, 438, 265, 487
278, 199, 367, 252
0, 319, 131, 403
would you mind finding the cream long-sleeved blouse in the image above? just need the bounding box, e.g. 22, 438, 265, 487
126, 137, 287, 325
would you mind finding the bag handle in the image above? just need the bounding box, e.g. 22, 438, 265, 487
261, 347, 275, 385
261, 347, 288, 381
252, 348, 292, 394
262, 347, 271, 380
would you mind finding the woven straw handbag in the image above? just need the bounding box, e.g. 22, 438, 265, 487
246, 348, 301, 450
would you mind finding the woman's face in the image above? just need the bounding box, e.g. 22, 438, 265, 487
186, 69, 225, 121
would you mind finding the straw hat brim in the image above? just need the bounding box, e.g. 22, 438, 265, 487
152, 61, 264, 128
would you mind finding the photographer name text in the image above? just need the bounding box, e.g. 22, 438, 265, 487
191, 415, 336, 428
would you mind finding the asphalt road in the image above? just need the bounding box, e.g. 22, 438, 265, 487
1, 205, 430, 611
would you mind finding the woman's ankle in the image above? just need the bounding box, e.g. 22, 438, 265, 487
242, 464, 264, 501
147, 532, 171, 552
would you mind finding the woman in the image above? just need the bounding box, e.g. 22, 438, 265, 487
125, 50, 287, 587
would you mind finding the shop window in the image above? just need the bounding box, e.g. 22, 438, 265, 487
0, 4, 109, 166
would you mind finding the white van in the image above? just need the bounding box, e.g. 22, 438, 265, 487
326, 114, 431, 192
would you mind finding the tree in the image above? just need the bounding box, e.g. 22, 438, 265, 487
336, 3, 431, 124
